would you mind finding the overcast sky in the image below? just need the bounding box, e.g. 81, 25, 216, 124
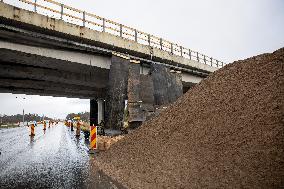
0, 93, 89, 119
1, 0, 283, 119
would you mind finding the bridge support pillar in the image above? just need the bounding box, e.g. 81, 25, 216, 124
90, 99, 98, 126
97, 98, 104, 125
128, 61, 143, 128
106, 55, 130, 129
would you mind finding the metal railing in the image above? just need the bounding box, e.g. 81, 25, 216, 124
2, 0, 226, 68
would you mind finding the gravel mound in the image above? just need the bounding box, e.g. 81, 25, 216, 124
96, 48, 284, 189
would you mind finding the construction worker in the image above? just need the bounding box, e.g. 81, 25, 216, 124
71, 121, 74, 131
76, 121, 81, 137
43, 120, 46, 130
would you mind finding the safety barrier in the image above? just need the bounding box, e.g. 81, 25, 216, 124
2, 0, 226, 68
89, 125, 97, 153
43, 121, 46, 130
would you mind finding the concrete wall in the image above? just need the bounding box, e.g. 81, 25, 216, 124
151, 64, 183, 106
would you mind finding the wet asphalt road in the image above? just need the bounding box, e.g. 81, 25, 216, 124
0, 124, 125, 189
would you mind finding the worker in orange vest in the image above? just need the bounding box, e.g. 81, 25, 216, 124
43, 121, 46, 130
76, 121, 81, 137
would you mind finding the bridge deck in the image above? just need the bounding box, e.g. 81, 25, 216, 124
0, 1, 222, 73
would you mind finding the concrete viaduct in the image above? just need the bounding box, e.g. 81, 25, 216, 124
0, 0, 224, 129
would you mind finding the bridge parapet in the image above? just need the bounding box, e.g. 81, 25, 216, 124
0, 0, 224, 73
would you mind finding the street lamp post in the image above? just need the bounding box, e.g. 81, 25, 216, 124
16, 96, 26, 126
23, 109, 25, 126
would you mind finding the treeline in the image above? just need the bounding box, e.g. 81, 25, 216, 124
0, 113, 52, 124
66, 112, 89, 122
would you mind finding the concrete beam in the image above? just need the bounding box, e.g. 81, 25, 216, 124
0, 40, 111, 70
0, 87, 94, 99
0, 25, 212, 77
141, 63, 204, 84
181, 73, 203, 84
0, 62, 107, 88
0, 78, 105, 98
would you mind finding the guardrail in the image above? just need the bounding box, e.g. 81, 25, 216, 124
2, 0, 226, 68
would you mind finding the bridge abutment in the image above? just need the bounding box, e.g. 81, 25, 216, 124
104, 55, 184, 130
151, 64, 183, 106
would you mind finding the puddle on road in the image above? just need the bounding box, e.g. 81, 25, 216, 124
0, 125, 127, 189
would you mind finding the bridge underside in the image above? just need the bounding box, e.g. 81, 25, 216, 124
0, 18, 212, 129
0, 49, 109, 99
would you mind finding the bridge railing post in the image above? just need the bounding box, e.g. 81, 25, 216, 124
197, 52, 199, 62
34, 0, 37, 12
82, 11, 86, 27
134, 29, 138, 42
120, 24, 123, 37
148, 34, 151, 46
102, 18, 105, 32
10, 0, 225, 68
60, 4, 63, 20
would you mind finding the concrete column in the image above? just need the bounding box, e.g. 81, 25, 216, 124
128, 61, 143, 128
90, 99, 98, 126
97, 99, 104, 124
105, 55, 130, 129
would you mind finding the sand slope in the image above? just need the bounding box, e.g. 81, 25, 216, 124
97, 48, 284, 189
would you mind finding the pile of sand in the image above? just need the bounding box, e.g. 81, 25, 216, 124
96, 48, 284, 188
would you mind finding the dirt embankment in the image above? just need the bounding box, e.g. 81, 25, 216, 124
95, 48, 284, 189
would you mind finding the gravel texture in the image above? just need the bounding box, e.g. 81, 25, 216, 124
96, 48, 284, 189
97, 135, 125, 151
